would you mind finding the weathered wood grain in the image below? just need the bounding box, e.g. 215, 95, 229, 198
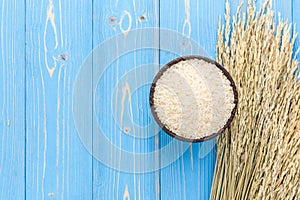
158, 0, 293, 199
26, 0, 93, 199
92, 0, 159, 199
159, 0, 227, 199
273, 0, 292, 21
0, 0, 298, 200
0, 0, 25, 199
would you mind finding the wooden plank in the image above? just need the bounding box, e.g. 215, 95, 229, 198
269, 1, 293, 62
92, 0, 160, 199
0, 0, 25, 199
272, 0, 292, 22
25, 0, 93, 199
255, 0, 292, 23
292, 0, 300, 62
159, 0, 227, 199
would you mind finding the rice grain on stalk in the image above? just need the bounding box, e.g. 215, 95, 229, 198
210, 1, 300, 199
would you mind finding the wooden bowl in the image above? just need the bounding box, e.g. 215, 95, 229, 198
149, 56, 238, 142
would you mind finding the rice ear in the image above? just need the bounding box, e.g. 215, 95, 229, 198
210, 1, 300, 199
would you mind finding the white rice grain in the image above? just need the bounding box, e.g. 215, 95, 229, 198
153, 58, 235, 139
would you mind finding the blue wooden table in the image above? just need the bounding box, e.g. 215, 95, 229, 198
0, 0, 298, 199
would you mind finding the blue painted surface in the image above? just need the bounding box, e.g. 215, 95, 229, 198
0, 0, 298, 199
0, 0, 25, 199
159, 1, 224, 199
25, 0, 93, 199
92, 1, 159, 199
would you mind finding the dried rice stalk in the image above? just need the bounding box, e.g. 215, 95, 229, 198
210, 1, 300, 199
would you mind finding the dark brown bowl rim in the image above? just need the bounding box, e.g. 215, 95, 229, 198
149, 55, 238, 143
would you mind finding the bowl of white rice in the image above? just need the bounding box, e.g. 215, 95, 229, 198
149, 56, 238, 142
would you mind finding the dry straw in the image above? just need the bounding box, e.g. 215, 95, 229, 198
210, 0, 300, 199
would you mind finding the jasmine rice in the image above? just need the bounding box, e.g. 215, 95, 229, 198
151, 58, 236, 140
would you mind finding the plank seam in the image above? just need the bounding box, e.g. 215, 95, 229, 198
158, 0, 161, 199
92, 0, 94, 199
24, 0, 27, 199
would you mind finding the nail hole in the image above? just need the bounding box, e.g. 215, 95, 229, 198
109, 16, 117, 22
58, 54, 68, 61
124, 127, 130, 134
48, 193, 55, 198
